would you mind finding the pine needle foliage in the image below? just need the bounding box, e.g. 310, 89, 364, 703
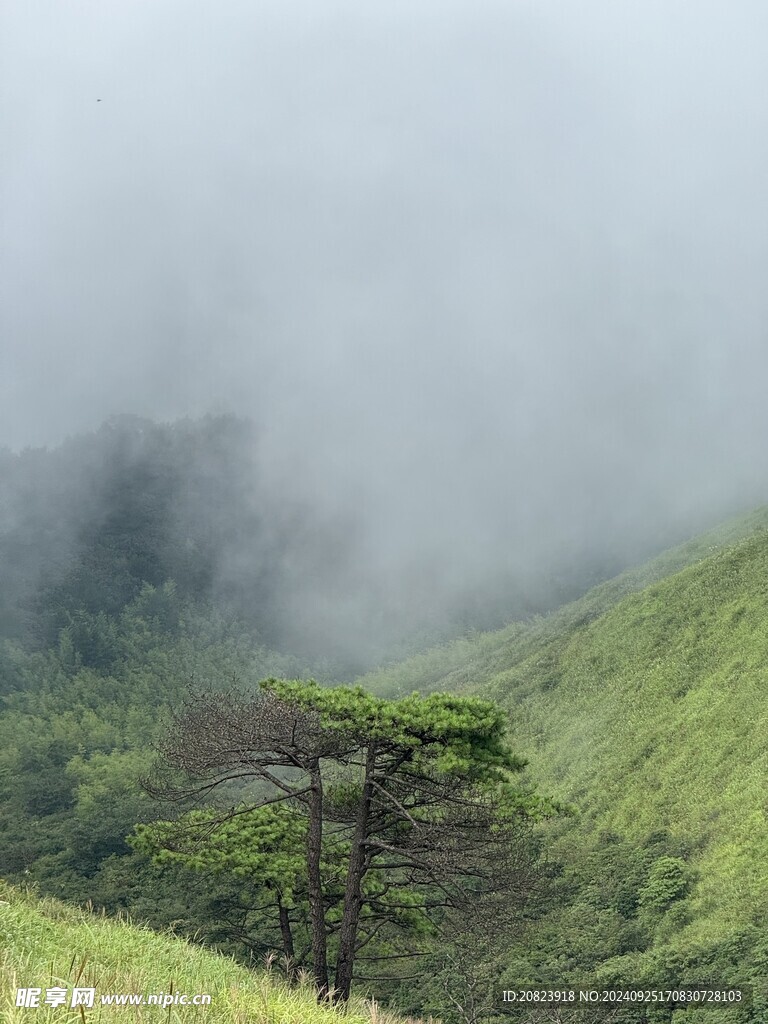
138, 681, 547, 1002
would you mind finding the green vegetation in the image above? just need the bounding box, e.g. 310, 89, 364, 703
0, 882, 425, 1024
361, 515, 768, 1020
134, 680, 545, 1001
0, 585, 308, 902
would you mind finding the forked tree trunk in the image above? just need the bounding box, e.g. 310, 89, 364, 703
334, 742, 377, 1002
306, 759, 329, 997
277, 896, 295, 964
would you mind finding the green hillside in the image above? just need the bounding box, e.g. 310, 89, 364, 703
0, 883, 425, 1024
493, 531, 768, 936
361, 510, 768, 1016
362, 508, 768, 701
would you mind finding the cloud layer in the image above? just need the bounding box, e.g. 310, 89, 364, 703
3, 1, 768, 659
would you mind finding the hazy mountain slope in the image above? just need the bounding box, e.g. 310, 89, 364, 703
361, 506, 768, 704
487, 529, 768, 940
360, 509, 768, 999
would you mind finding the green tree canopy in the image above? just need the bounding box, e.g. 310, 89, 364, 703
140, 679, 552, 1001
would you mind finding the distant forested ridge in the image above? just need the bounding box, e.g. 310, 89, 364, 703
0, 415, 307, 658
0, 415, 646, 675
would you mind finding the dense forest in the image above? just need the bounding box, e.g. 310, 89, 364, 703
1, 416, 766, 1021
0, 415, 339, 662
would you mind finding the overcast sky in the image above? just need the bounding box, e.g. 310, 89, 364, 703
3, 0, 768, 644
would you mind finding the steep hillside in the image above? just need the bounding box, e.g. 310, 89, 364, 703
0, 883, 423, 1024
484, 529, 768, 941
361, 510, 768, 1014
362, 508, 768, 700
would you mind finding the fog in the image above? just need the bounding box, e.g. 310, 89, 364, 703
3, 1, 768, 663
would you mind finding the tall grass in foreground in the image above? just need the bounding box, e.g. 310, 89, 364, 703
0, 884, 431, 1024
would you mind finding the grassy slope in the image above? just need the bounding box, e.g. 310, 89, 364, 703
0, 884, 424, 1024
360, 508, 768, 944
362, 509, 768, 699
494, 529, 768, 942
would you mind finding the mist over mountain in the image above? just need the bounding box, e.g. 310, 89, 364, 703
0, 415, 639, 671
3, 1, 768, 663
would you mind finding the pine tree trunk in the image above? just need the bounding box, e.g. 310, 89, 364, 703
306, 759, 329, 997
277, 896, 295, 965
334, 743, 377, 1002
